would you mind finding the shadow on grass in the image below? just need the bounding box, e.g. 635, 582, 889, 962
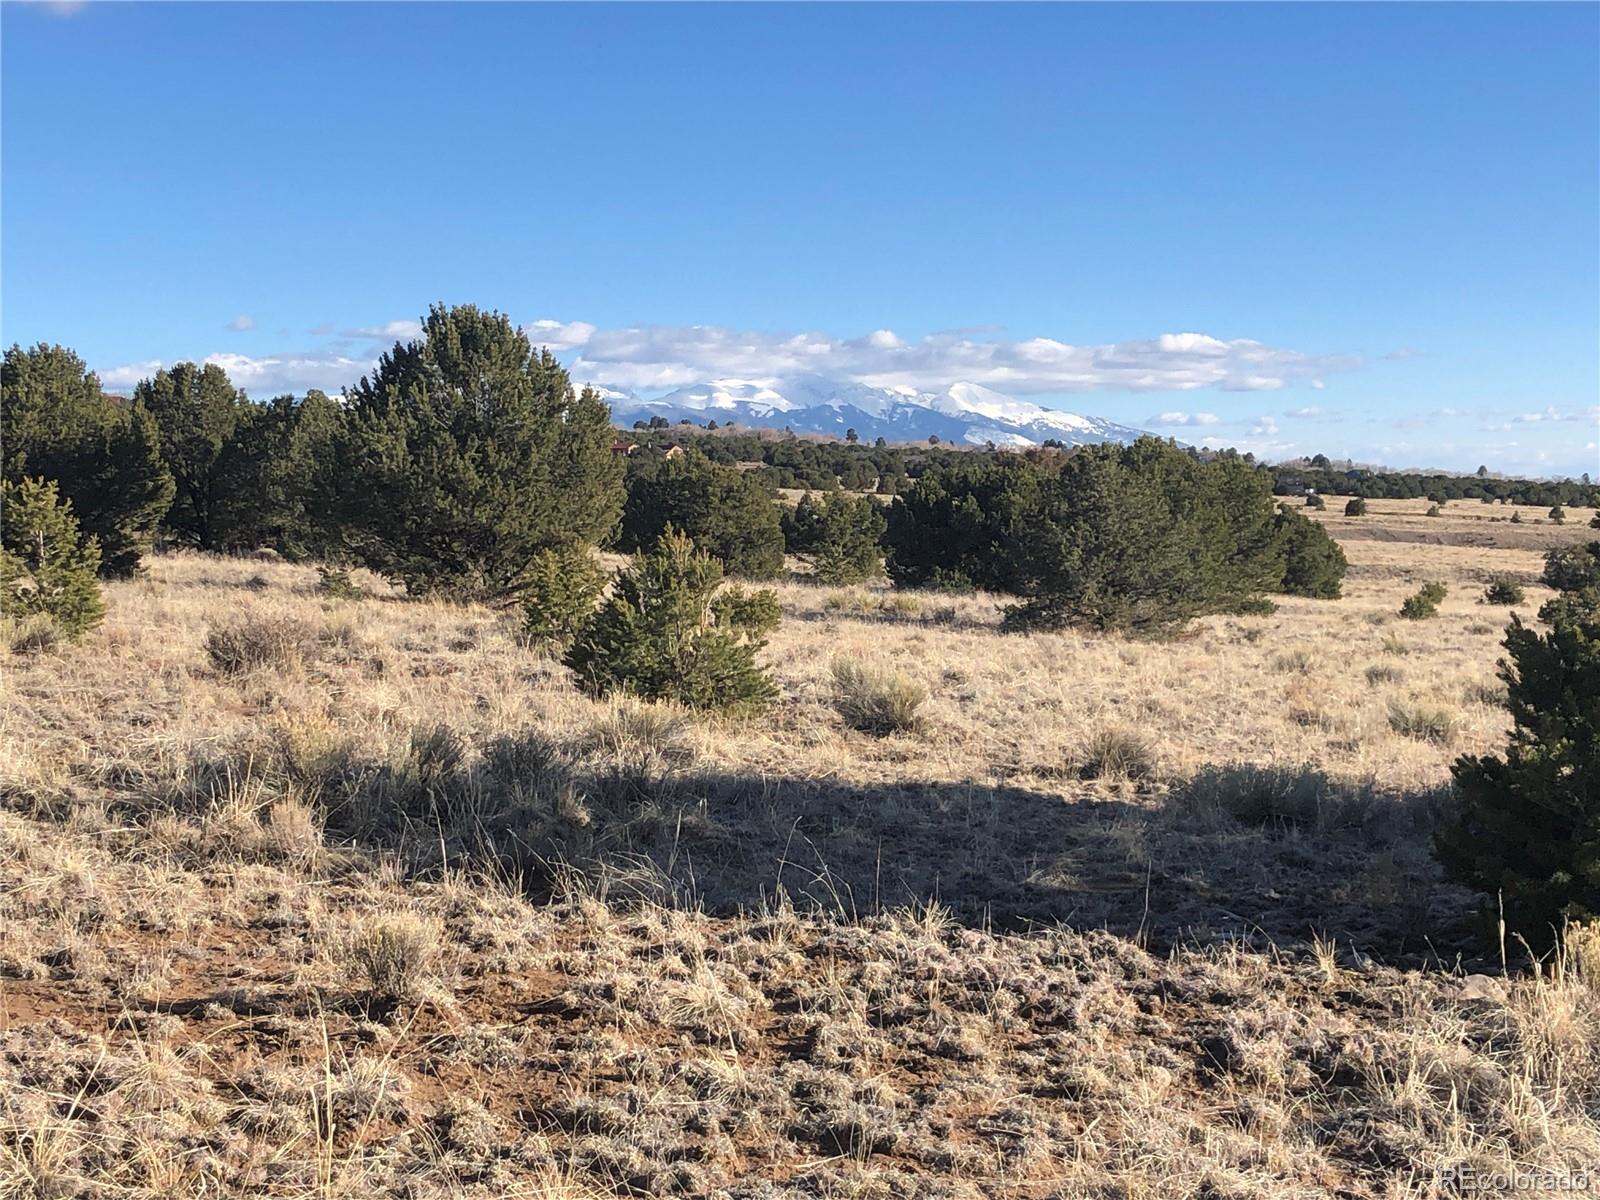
206, 725, 1476, 964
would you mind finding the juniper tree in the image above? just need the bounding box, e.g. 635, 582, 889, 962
325, 304, 623, 602
1400, 581, 1447, 620
1436, 588, 1600, 950
521, 543, 607, 648
1006, 439, 1283, 634
134, 361, 260, 550
167, 389, 340, 555
783, 492, 887, 584
564, 530, 777, 712
1, 478, 105, 639
619, 448, 785, 579
255, 389, 342, 559
884, 455, 1047, 592
1542, 542, 1600, 593
1273, 506, 1348, 599
2, 343, 173, 576
1483, 576, 1525, 605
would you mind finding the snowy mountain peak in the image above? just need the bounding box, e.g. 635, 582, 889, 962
599, 375, 1148, 449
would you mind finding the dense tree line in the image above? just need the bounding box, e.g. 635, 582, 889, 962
884, 455, 1046, 593
624, 424, 1600, 510
136, 365, 342, 556
3, 307, 624, 607
623, 424, 933, 493
1273, 459, 1599, 507
3, 343, 341, 573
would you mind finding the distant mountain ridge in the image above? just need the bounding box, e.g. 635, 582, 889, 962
592, 375, 1148, 448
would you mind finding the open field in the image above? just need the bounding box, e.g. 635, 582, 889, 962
2, 501, 1597, 1198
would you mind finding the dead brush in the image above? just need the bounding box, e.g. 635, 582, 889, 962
1077, 726, 1156, 784
830, 658, 927, 736
408, 723, 465, 783
1564, 923, 1600, 992
338, 912, 444, 1010
2, 614, 61, 656
1271, 647, 1317, 674
205, 616, 311, 675
262, 797, 324, 868
1179, 762, 1338, 828
1387, 701, 1458, 745
585, 700, 696, 774
582, 699, 697, 818
482, 727, 571, 802
271, 708, 358, 796
882, 593, 922, 618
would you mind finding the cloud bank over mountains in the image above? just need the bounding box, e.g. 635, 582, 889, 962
90, 315, 1597, 473
556, 322, 1358, 396
99, 318, 1358, 401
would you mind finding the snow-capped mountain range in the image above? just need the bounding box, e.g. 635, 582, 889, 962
590, 375, 1148, 448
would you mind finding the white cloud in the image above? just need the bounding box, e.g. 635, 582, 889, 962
1156, 333, 1229, 354
98, 352, 374, 396
89, 315, 1373, 433
1512, 405, 1596, 424
200, 352, 371, 393
1251, 416, 1280, 436
1284, 407, 1324, 419
14, 0, 89, 14
340, 320, 423, 342
1147, 411, 1221, 427
522, 319, 597, 351
558, 320, 1358, 395
97, 360, 164, 390
1221, 375, 1286, 392
226, 314, 256, 332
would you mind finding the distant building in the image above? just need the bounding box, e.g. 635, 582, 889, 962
661, 444, 685, 460
610, 439, 638, 457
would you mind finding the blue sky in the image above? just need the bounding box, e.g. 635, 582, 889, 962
3, 2, 1596, 476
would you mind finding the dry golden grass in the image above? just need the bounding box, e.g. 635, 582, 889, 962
0, 501, 1595, 1197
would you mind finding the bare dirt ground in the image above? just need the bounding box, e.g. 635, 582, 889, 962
2, 496, 1597, 1198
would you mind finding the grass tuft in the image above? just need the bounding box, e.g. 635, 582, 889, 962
830, 658, 927, 736
205, 616, 310, 674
